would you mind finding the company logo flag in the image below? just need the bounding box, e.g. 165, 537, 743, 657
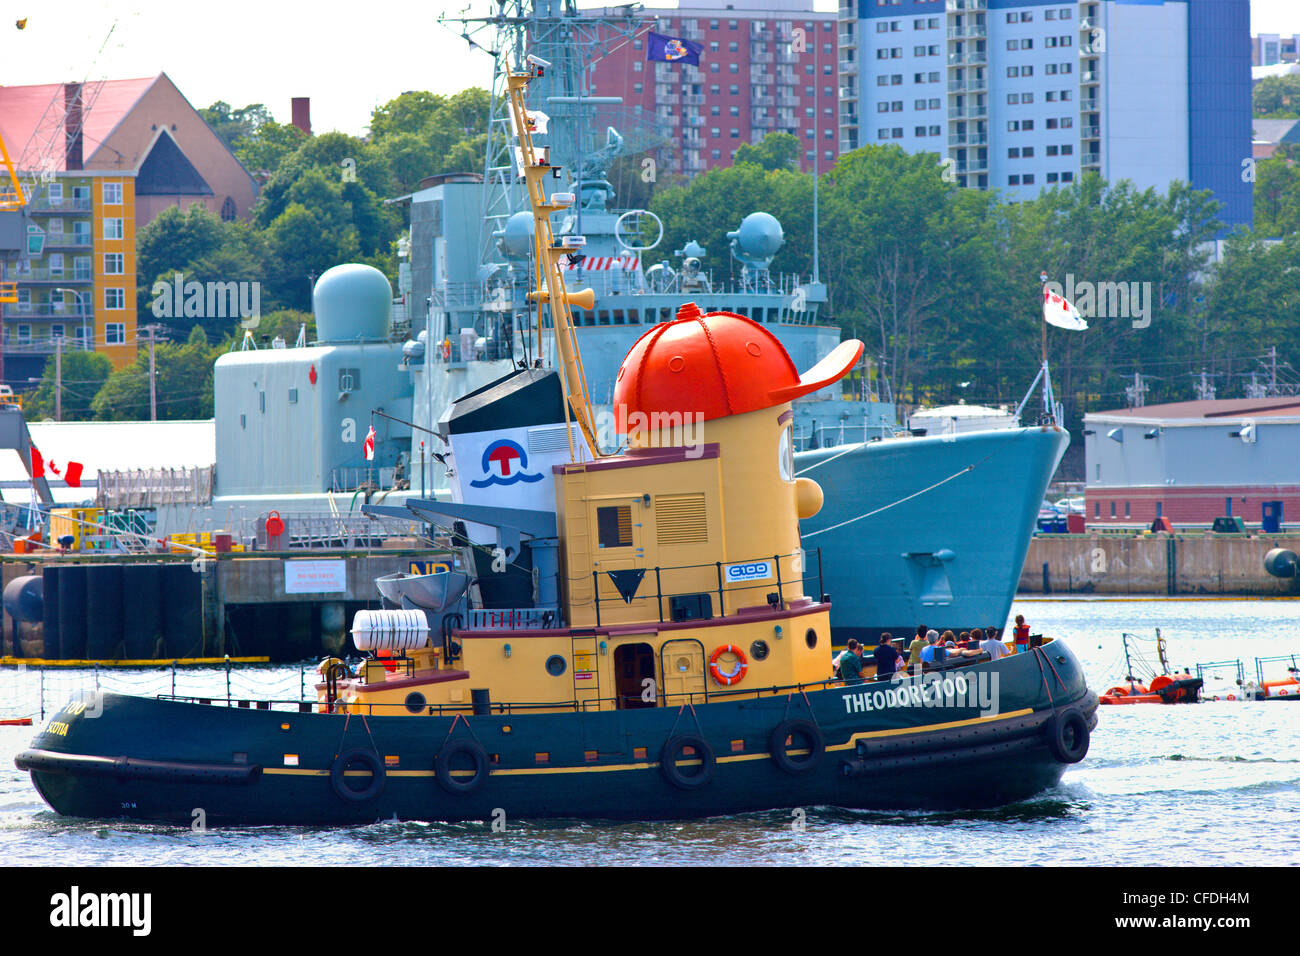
363, 426, 376, 461
1043, 286, 1088, 331
647, 31, 703, 65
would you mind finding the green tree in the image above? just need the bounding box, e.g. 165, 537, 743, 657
1253, 75, 1300, 118
199, 102, 273, 151
733, 132, 801, 171
234, 120, 308, 180
22, 350, 114, 422
91, 326, 220, 421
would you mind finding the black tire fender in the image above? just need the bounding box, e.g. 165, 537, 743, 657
659, 734, 716, 790
330, 748, 386, 802
768, 718, 825, 774
435, 739, 490, 795
1045, 709, 1090, 764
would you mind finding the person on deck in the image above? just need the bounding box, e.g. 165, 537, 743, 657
839, 639, 866, 685
1013, 614, 1031, 654
908, 626, 928, 671
874, 632, 903, 679
980, 627, 1010, 660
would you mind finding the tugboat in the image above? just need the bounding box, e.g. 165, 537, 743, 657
14, 64, 1096, 825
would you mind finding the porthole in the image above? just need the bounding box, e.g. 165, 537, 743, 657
404, 692, 427, 714
750, 639, 770, 661
805, 628, 818, 650
545, 654, 567, 676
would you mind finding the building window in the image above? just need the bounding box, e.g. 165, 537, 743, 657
1047, 173, 1059, 183
730, 128, 740, 138
597, 506, 633, 548
1046, 64, 1058, 75
104, 218, 124, 240
16, 324, 31, 342
1062, 172, 1073, 182
105, 323, 126, 345
1008, 175, 1020, 185
1022, 120, 1034, 130
1008, 120, 1020, 131
74, 256, 91, 280
1125, 502, 1131, 518
1023, 174, 1035, 185
1007, 39, 1018, 51
1062, 144, 1073, 155
1022, 92, 1034, 104
1007, 66, 1019, 78
1094, 502, 1100, 518
1023, 147, 1034, 158
1008, 93, 1020, 105
729, 62, 738, 73
1110, 502, 1116, 518
104, 252, 124, 274
103, 182, 123, 205
51, 324, 65, 340
634, 61, 642, 72
1008, 147, 1020, 159
104, 288, 124, 310
48, 253, 64, 277
1047, 118, 1058, 129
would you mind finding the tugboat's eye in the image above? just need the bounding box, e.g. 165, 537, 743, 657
778, 427, 793, 482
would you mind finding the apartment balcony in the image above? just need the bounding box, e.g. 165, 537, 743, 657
752, 114, 774, 128
27, 196, 92, 214
1082, 151, 1101, 168
658, 114, 681, 126
956, 158, 988, 174
686, 115, 706, 127
3, 267, 94, 283
839, 87, 857, 103
948, 105, 988, 119
838, 59, 857, 76
2, 304, 94, 319
839, 31, 855, 48
752, 51, 773, 64
948, 76, 986, 93
1, 333, 95, 354
949, 131, 988, 147
753, 94, 774, 106
947, 49, 987, 67
682, 93, 705, 106
776, 48, 798, 65
947, 24, 987, 40
44, 236, 93, 250
1080, 97, 1099, 111
1081, 69, 1099, 85
777, 94, 799, 107
658, 92, 681, 105
947, 0, 988, 10
750, 69, 774, 84
1080, 125, 1101, 140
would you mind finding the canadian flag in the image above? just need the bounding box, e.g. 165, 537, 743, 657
363, 425, 376, 461
1043, 286, 1088, 332
28, 447, 83, 486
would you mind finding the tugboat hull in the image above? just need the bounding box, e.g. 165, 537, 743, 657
18, 646, 1097, 826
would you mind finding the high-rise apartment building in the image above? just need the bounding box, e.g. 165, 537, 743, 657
586, 0, 840, 176
840, 0, 1251, 229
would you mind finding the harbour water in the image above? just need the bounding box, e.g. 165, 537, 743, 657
1, 597, 1296, 866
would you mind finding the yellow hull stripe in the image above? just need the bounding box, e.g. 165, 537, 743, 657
259, 708, 1038, 778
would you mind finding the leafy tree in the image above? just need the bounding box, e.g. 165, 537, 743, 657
90, 327, 220, 421
199, 102, 273, 151
234, 120, 308, 180
733, 133, 801, 171
22, 350, 114, 422
1253, 75, 1300, 118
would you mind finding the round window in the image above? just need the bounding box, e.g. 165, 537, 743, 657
404, 691, 427, 714
805, 628, 818, 650
545, 654, 567, 677
750, 639, 770, 661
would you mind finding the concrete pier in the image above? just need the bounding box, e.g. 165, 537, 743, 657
1019, 534, 1300, 596
1, 549, 454, 661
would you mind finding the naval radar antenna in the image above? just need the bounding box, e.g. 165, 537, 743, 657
439, 2, 664, 269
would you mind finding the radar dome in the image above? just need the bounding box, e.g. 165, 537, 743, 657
729, 212, 784, 263
498, 211, 535, 260
313, 264, 392, 343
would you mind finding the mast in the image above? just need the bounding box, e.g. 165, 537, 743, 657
505, 65, 602, 460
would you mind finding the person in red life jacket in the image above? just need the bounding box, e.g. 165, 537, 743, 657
1013, 614, 1031, 653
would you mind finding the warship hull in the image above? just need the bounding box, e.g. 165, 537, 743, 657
19, 644, 1095, 825
800, 425, 1070, 645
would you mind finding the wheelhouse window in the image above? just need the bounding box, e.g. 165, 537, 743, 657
597, 505, 633, 548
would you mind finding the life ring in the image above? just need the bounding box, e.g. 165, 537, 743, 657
708, 645, 748, 686
330, 748, 386, 802
1044, 709, 1090, 764
659, 734, 715, 790
768, 719, 824, 775
1226, 694, 1236, 701
377, 648, 398, 674
435, 739, 490, 795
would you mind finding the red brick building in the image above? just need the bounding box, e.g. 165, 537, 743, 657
586, 1, 839, 177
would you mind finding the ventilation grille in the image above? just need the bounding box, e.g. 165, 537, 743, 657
656, 493, 708, 546
528, 424, 577, 454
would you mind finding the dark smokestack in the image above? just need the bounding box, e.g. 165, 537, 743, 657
291, 97, 311, 135
64, 82, 83, 171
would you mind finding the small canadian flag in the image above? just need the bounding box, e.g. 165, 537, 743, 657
363, 425, 376, 461
29, 447, 84, 487
1042, 286, 1088, 332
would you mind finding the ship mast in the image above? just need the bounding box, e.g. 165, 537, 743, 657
505, 66, 602, 460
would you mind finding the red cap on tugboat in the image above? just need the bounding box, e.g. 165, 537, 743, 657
613, 303, 864, 423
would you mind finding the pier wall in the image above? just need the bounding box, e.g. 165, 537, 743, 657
1019, 534, 1300, 596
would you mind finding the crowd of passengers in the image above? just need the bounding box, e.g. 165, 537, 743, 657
833, 624, 1015, 685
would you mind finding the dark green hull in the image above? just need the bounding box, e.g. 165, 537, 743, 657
18, 645, 1097, 826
